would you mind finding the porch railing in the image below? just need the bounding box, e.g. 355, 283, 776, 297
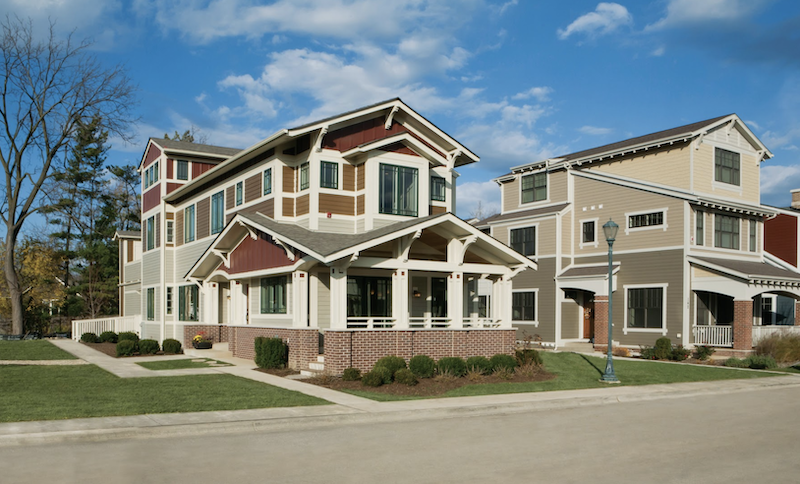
409, 317, 451, 329
463, 317, 500, 329
346, 317, 396, 329
752, 325, 800, 346
72, 316, 141, 341
692, 325, 733, 347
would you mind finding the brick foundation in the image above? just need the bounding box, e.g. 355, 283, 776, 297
593, 296, 609, 349
796, 302, 800, 326
227, 326, 320, 372
732, 300, 753, 350
183, 324, 228, 346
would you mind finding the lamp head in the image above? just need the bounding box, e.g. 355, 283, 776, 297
603, 219, 619, 243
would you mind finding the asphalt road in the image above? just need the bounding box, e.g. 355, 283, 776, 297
4, 386, 799, 484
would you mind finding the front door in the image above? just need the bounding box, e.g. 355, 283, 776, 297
582, 294, 595, 339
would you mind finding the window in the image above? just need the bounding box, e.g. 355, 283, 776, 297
347, 276, 392, 318
211, 191, 224, 234
582, 221, 596, 244
628, 211, 664, 229
166, 287, 173, 315
146, 288, 155, 321
144, 162, 159, 189
715, 148, 740, 186
166, 220, 174, 243
260, 276, 287, 314
184, 205, 195, 243
299, 162, 309, 190
235, 181, 243, 206
521, 172, 547, 204
510, 227, 536, 256
178, 285, 199, 321
627, 287, 664, 329
715, 214, 739, 249
177, 160, 189, 181
146, 217, 155, 250
696, 212, 704, 246
512, 291, 536, 321
263, 168, 272, 195
749, 220, 757, 252
320, 161, 338, 189
431, 176, 446, 202
379, 163, 418, 216
154, 161, 159, 184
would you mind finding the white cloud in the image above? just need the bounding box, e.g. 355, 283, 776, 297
455, 181, 501, 219
645, 0, 766, 31
512, 86, 553, 102
760, 164, 800, 207
578, 125, 613, 135
0, 0, 125, 47
745, 119, 761, 131
557, 3, 632, 40
498, 0, 518, 15
650, 46, 666, 57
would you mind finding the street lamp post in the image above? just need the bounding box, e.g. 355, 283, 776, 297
601, 219, 620, 383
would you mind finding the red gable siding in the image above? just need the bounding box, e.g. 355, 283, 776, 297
143, 184, 161, 213
765, 213, 798, 267
192, 162, 215, 179
323, 117, 408, 152
142, 144, 161, 169
166, 182, 183, 195
224, 232, 296, 274
167, 158, 174, 179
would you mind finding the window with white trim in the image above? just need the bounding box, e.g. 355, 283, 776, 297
211, 191, 224, 234
379, 163, 418, 217
235, 181, 243, 206
510, 226, 536, 256
626, 286, 665, 330
512, 291, 537, 322
146, 287, 155, 321
177, 160, 189, 180
184, 205, 195, 243
166, 220, 174, 244
696, 211, 704, 246
521, 172, 547, 204
146, 216, 155, 251
263, 168, 272, 195
715, 148, 740, 186
714, 214, 739, 250
628, 211, 663, 229
299, 162, 309, 190
749, 220, 757, 252
178, 285, 199, 321
431, 176, 446, 202
261, 276, 287, 314
582, 220, 596, 244
321, 161, 338, 189
166, 287, 173, 315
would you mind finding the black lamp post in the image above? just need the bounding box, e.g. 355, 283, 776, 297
601, 219, 620, 383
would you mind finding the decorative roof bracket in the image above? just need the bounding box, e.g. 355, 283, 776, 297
212, 249, 230, 268
315, 126, 328, 152
694, 132, 706, 150
458, 235, 478, 266
273, 237, 296, 262
237, 221, 258, 240
447, 149, 462, 171
385, 106, 400, 130
506, 265, 527, 280
401, 229, 423, 262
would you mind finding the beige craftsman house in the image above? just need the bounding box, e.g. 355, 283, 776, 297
106, 99, 536, 373
478, 114, 800, 353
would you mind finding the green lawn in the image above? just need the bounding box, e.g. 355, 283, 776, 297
1, 365, 330, 422
343, 352, 782, 401
0, 340, 77, 360
136, 358, 232, 370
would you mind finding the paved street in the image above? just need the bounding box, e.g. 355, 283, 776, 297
3, 384, 799, 484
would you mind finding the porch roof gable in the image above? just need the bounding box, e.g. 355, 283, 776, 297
689, 256, 800, 284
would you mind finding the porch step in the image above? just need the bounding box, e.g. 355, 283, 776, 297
301, 357, 325, 377
309, 361, 325, 371
559, 342, 598, 354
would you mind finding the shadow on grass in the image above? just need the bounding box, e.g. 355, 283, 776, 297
579, 353, 604, 376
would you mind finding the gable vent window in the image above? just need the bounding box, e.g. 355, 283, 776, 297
628, 212, 663, 229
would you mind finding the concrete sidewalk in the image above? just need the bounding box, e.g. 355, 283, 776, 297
3, 339, 800, 447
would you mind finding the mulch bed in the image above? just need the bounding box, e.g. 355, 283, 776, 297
254, 367, 301, 377
80, 342, 183, 358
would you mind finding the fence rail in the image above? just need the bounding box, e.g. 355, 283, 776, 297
692, 325, 733, 347
72, 316, 140, 340
463, 318, 500, 328
752, 325, 800, 346
409, 317, 451, 329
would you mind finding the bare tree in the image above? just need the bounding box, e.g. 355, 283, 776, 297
0, 17, 136, 334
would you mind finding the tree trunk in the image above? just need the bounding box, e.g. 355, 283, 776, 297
5, 233, 24, 334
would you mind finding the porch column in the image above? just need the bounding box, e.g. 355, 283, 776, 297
448, 271, 464, 328
795, 301, 800, 326
732, 299, 753, 350
329, 267, 348, 329
495, 274, 513, 328
594, 296, 609, 349
393, 269, 409, 328
292, 271, 309, 328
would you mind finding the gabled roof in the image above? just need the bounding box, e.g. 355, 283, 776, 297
690, 256, 800, 282
113, 230, 141, 240
476, 203, 570, 227
139, 138, 242, 170
559, 263, 620, 279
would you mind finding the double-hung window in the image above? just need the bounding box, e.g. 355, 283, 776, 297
715, 214, 739, 250
431, 176, 446, 202
211, 191, 224, 234
521, 172, 547, 204
379, 164, 418, 216
146, 216, 155, 250
696, 212, 704, 246
178, 285, 199, 321
263, 168, 272, 195
299, 162, 310, 190
177, 160, 189, 181
146, 288, 155, 321
320, 161, 338, 189
627, 287, 664, 330
166, 287, 173, 315
749, 220, 757, 252
184, 205, 196, 243
260, 276, 287, 314
166, 220, 174, 244
582, 221, 596, 244
235, 181, 243, 206
510, 227, 536, 257
512, 291, 536, 322
715, 148, 740, 186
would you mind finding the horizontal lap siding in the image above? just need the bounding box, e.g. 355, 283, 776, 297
244, 173, 261, 203
343, 164, 355, 191
283, 197, 294, 217
296, 194, 309, 216
283, 166, 295, 193
512, 258, 556, 343
196, 197, 210, 240
319, 193, 355, 215
585, 141, 692, 192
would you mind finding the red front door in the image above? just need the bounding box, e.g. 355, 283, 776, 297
583, 296, 595, 339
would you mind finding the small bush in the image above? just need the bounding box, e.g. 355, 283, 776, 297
654, 337, 672, 360
723, 357, 748, 368
745, 354, 777, 370
515, 361, 542, 378
489, 353, 517, 372
466, 368, 485, 382
342, 367, 361, 381
409, 354, 436, 378
372, 365, 393, 384
695, 345, 715, 361
118, 332, 139, 343
670, 345, 691, 361
254, 336, 288, 369
99, 331, 118, 343
437, 357, 467, 377
394, 368, 417, 386
754, 333, 800, 364
116, 339, 136, 357
466, 356, 492, 375
162, 338, 182, 354
361, 370, 384, 387
493, 367, 514, 380
639, 346, 657, 360
515, 349, 542, 366
80, 332, 99, 343
138, 339, 160, 355
374, 355, 407, 378
612, 347, 631, 358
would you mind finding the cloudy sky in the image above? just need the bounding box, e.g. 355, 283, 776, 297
4, 0, 800, 218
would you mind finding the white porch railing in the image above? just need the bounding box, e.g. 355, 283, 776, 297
752, 326, 800, 346
346, 317, 396, 329
72, 316, 141, 340
692, 325, 733, 347
463, 317, 500, 329
409, 317, 451, 329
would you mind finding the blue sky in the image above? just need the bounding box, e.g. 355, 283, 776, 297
5, 0, 800, 219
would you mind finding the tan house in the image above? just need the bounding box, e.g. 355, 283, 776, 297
479, 114, 800, 353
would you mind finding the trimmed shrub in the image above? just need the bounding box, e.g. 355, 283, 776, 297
489, 353, 517, 372
670, 345, 691, 361
138, 339, 160, 355
80, 332, 99, 343
723, 357, 748, 368
361, 370, 384, 387
654, 337, 672, 360
437, 357, 467, 377
118, 332, 139, 343
372, 365, 393, 384
466, 356, 492, 375
394, 368, 417, 386
162, 339, 182, 354
515, 349, 543, 366
116, 339, 136, 357
99, 331, 118, 343
639, 346, 657, 360
409, 354, 436, 378
254, 336, 288, 369
374, 355, 407, 378
342, 367, 361, 381
745, 354, 777, 370
695, 345, 715, 361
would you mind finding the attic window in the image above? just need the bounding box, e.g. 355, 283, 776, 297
715, 148, 740, 186
521, 172, 547, 203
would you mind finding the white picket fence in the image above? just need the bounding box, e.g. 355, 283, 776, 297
692, 325, 733, 347
72, 316, 141, 340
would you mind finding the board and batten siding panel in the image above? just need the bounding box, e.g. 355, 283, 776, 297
502, 178, 520, 212
196, 197, 210, 240
244, 173, 261, 203
510, 258, 556, 343
283, 166, 295, 193
141, 252, 161, 286
319, 193, 355, 215
175, 240, 214, 280
343, 164, 356, 191
584, 141, 692, 191
316, 271, 331, 328
124, 290, 140, 316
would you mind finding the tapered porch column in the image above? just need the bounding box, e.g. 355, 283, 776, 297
393, 269, 410, 328
329, 267, 348, 329
497, 275, 513, 328
448, 271, 464, 328
292, 271, 308, 328
732, 299, 753, 350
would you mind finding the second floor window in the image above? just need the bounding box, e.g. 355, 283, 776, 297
379, 163, 418, 217
512, 291, 536, 321
629, 211, 663, 229
521, 172, 547, 204
715, 148, 740, 186
211, 191, 224, 234
749, 219, 757, 252
431, 176, 446, 202
146, 216, 155, 250
263, 168, 272, 195
510, 226, 536, 256
715, 214, 739, 250
166, 220, 174, 244
184, 205, 195, 243
177, 160, 189, 180
696, 212, 704, 246
235, 181, 243, 206
321, 161, 338, 189
582, 221, 596, 244
300, 162, 309, 190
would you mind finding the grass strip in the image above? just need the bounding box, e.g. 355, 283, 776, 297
0, 340, 77, 360
136, 359, 232, 370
